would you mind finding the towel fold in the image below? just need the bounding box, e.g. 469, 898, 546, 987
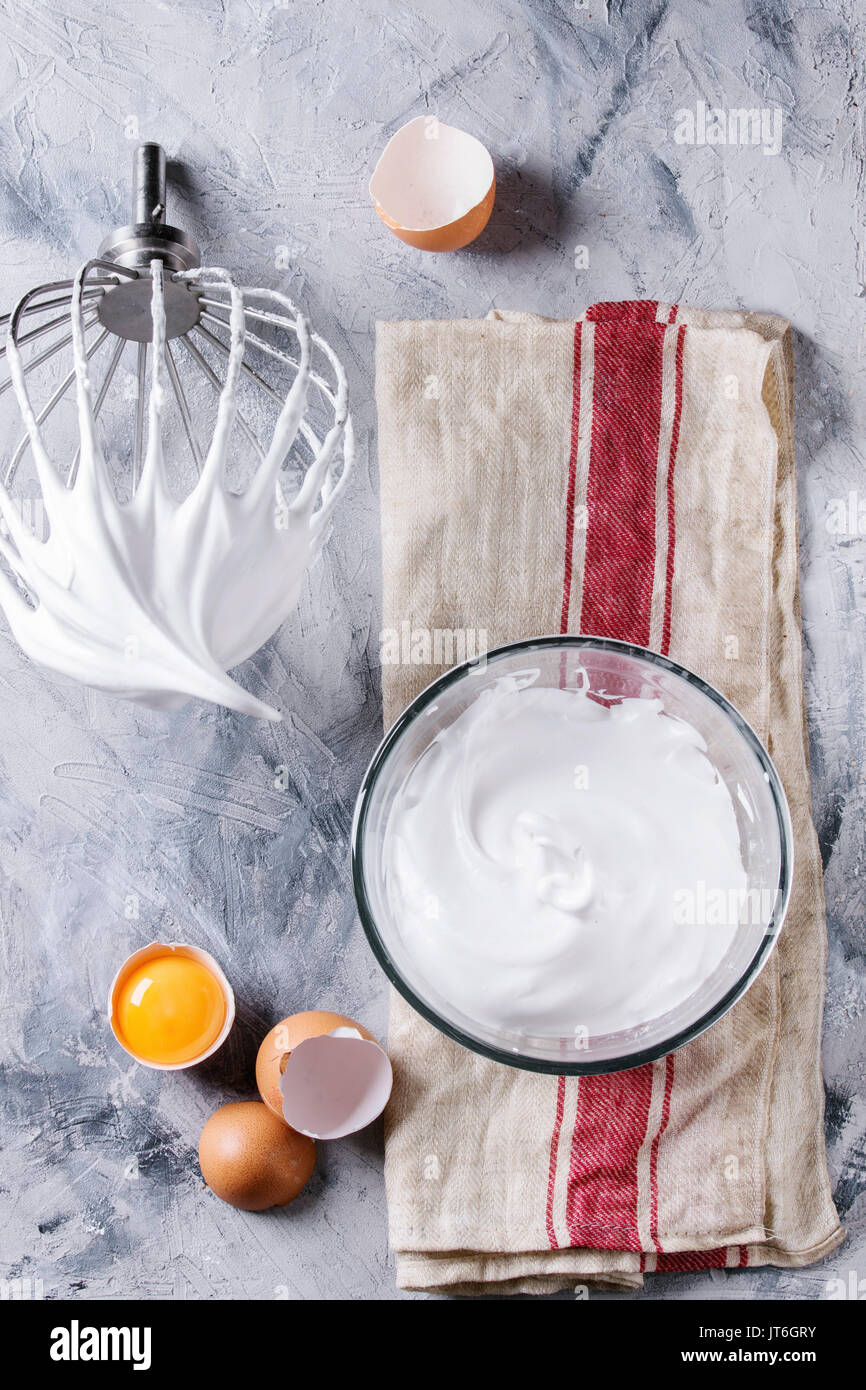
375, 302, 843, 1295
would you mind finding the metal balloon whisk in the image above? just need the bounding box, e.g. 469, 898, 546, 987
0, 144, 353, 719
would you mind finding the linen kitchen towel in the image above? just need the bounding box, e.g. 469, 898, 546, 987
375, 302, 843, 1295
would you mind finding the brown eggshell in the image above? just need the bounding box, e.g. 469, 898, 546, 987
369, 115, 495, 252
375, 179, 495, 252
255, 1010, 376, 1122
198, 1101, 316, 1211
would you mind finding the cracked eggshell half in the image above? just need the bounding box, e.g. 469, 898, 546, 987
255, 1010, 393, 1140
370, 115, 495, 251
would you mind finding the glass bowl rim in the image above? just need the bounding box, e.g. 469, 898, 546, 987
351, 634, 794, 1075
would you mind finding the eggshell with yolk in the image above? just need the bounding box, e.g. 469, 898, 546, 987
108, 941, 235, 1071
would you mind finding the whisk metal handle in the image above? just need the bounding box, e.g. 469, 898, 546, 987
98, 143, 200, 275
133, 144, 166, 226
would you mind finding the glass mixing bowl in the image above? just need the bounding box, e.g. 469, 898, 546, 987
351, 637, 793, 1074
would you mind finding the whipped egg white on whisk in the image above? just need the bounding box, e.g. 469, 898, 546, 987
0, 151, 353, 721
382, 671, 748, 1038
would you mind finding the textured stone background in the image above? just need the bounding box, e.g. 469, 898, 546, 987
0, 0, 863, 1301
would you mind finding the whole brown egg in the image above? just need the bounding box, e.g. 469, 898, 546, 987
198, 1101, 316, 1211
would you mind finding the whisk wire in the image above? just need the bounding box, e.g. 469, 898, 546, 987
191, 319, 322, 460
0, 312, 100, 402
176, 331, 266, 465
133, 342, 148, 492
164, 340, 203, 473
68, 332, 127, 486
6, 327, 112, 486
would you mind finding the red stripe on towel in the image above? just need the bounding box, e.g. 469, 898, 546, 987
578, 311, 665, 648
547, 322, 584, 1249
546, 306, 693, 1265
545, 1075, 567, 1249
586, 301, 660, 325
649, 1053, 676, 1251
559, 322, 583, 635
644, 323, 687, 1254
656, 1248, 729, 1272
565, 1064, 655, 1250
660, 324, 686, 657
560, 307, 667, 1251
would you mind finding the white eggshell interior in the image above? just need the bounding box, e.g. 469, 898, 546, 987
370, 116, 493, 230
279, 1029, 393, 1139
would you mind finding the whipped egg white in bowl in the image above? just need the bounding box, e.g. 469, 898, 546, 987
351, 637, 793, 1074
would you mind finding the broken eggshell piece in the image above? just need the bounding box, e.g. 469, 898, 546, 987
280, 1028, 393, 1140
255, 1010, 392, 1139
369, 115, 495, 251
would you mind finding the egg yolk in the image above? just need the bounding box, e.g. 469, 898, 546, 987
115, 955, 226, 1066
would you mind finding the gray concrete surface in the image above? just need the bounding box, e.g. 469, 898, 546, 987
0, 0, 863, 1301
